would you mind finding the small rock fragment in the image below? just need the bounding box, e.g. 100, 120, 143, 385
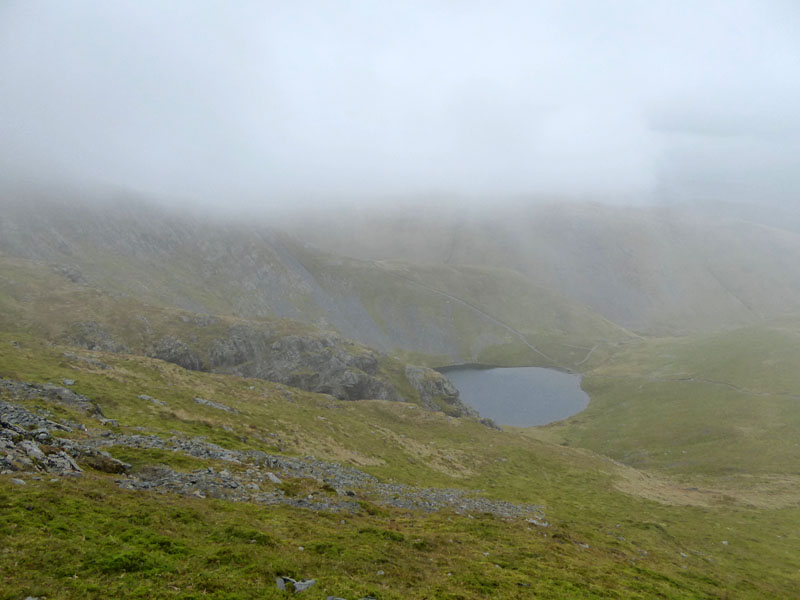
276, 576, 316, 593
293, 579, 316, 593
138, 394, 167, 406
193, 397, 237, 413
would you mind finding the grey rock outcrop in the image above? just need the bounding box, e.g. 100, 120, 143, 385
67, 321, 129, 353
0, 401, 72, 433
276, 577, 316, 593
138, 394, 167, 406
66, 314, 475, 416
148, 336, 203, 371
62, 352, 110, 370
193, 397, 237, 413
209, 326, 403, 403
1, 414, 83, 476
1, 375, 541, 521
1, 383, 129, 476
405, 365, 476, 417
96, 431, 542, 517
1, 422, 130, 478
0, 379, 104, 418
208, 326, 477, 416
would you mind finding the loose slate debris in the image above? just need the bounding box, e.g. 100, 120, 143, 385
0, 378, 105, 418
1, 393, 128, 477
1, 376, 545, 521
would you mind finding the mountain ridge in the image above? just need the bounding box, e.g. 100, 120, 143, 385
0, 192, 630, 367
283, 201, 800, 334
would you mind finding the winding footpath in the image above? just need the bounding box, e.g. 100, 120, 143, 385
595, 373, 800, 400
379, 265, 558, 364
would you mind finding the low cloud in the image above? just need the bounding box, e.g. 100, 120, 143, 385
1, 1, 798, 208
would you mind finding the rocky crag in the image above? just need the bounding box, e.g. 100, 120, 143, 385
68, 314, 474, 416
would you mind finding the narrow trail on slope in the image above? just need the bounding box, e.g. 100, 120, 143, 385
595, 374, 800, 400
378, 264, 558, 365
575, 344, 599, 367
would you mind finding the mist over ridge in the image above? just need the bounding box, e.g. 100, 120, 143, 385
4, 5, 800, 596
1, 0, 799, 209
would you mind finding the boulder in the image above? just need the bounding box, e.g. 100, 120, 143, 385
82, 451, 130, 474
193, 397, 237, 413
276, 576, 316, 593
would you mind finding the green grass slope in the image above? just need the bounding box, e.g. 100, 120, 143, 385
0, 193, 632, 367
286, 241, 630, 369
285, 201, 800, 335
2, 335, 800, 598
536, 320, 800, 482
0, 254, 458, 412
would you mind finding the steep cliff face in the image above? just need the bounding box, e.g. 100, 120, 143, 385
133, 322, 476, 414
0, 242, 480, 416
149, 336, 204, 371
28, 295, 483, 420
204, 327, 404, 403
149, 328, 479, 417
0, 193, 628, 367
404, 365, 475, 417
49, 299, 475, 414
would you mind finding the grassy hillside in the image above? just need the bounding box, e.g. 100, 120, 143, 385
285, 201, 800, 334
286, 241, 629, 368
3, 190, 800, 597
0, 194, 629, 366
0, 253, 466, 413
2, 335, 800, 598
534, 320, 800, 483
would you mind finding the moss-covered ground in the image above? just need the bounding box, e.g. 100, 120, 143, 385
2, 334, 800, 598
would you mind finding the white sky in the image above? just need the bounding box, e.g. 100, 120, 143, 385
1, 1, 799, 207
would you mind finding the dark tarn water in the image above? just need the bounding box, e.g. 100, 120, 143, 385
440, 366, 589, 427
